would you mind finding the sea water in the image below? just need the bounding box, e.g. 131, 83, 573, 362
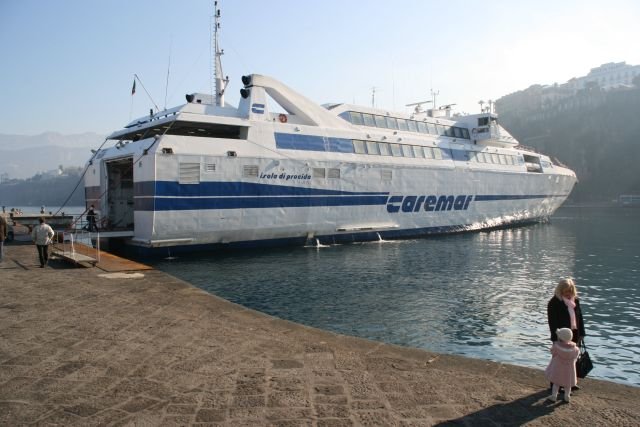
151, 206, 640, 386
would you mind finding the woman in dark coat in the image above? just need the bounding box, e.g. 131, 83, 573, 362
547, 278, 586, 344
547, 278, 586, 390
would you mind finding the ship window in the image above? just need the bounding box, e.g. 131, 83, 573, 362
461, 128, 470, 139
491, 153, 500, 164
413, 145, 425, 158
168, 121, 246, 139
381, 169, 392, 181
523, 154, 543, 172
362, 113, 375, 127
417, 122, 428, 134
423, 147, 434, 159
401, 144, 414, 158
433, 147, 443, 160
179, 162, 201, 184
499, 154, 507, 165
349, 112, 364, 126
243, 165, 259, 178
116, 120, 248, 141
453, 127, 463, 138
478, 117, 490, 126
338, 111, 351, 122
443, 126, 454, 137
390, 143, 402, 157
353, 140, 367, 154
397, 119, 409, 131
374, 115, 386, 128
386, 117, 398, 130
407, 120, 417, 132
426, 122, 437, 135
378, 142, 391, 156
366, 140, 380, 155
313, 167, 326, 178
328, 168, 340, 179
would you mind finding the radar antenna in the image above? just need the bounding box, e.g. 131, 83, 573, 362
212, 1, 229, 106
406, 100, 433, 115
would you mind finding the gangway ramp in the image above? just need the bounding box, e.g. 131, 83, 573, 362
52, 230, 149, 272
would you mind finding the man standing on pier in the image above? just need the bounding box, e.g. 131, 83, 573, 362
32, 217, 54, 268
0, 215, 8, 262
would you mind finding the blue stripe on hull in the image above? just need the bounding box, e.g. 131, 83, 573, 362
146, 181, 388, 197
135, 193, 569, 211
152, 195, 390, 211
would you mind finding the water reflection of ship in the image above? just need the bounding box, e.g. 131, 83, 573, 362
442, 225, 577, 356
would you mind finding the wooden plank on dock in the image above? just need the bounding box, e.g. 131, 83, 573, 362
53, 242, 151, 272
94, 248, 152, 272
53, 250, 98, 267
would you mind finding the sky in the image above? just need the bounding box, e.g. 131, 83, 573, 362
1, 0, 639, 136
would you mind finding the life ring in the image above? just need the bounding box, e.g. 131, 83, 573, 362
278, 114, 288, 123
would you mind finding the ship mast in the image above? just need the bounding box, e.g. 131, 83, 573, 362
212, 1, 229, 106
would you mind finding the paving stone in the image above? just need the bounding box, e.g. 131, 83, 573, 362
272, 359, 304, 369
195, 408, 226, 422
316, 404, 350, 418
120, 396, 161, 413
268, 390, 312, 408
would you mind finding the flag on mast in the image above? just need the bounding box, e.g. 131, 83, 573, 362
131, 79, 136, 95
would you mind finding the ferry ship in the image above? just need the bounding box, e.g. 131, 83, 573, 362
84, 6, 576, 255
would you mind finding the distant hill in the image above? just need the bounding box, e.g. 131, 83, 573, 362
0, 132, 104, 179
0, 168, 86, 207
496, 85, 640, 203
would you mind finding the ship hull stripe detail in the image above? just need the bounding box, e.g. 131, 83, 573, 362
135, 181, 388, 197
133, 193, 570, 211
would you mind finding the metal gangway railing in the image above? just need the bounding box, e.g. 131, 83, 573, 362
53, 228, 100, 267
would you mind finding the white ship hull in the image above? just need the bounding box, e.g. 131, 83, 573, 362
85, 74, 576, 255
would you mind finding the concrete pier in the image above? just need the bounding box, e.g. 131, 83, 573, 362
1, 242, 638, 426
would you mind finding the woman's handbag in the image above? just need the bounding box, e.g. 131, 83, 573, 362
576, 340, 594, 378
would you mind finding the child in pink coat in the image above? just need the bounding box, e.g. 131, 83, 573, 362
545, 327, 580, 402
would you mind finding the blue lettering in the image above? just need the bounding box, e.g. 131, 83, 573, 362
386, 195, 403, 213
401, 196, 417, 212
436, 195, 454, 211
453, 195, 467, 210
424, 195, 437, 211
388, 194, 473, 214
463, 195, 473, 209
